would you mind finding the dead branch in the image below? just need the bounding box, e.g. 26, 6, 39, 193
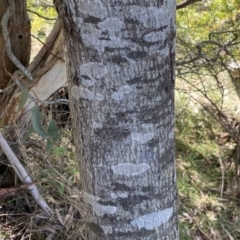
27, 9, 57, 21
177, 0, 202, 10
0, 132, 53, 215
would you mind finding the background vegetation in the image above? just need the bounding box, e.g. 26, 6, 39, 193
1, 0, 240, 239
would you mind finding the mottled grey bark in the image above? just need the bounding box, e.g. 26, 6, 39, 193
54, 0, 178, 239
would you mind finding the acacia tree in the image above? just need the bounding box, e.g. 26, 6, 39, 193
54, 0, 178, 239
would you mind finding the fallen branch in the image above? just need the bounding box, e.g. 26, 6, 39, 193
0, 132, 53, 215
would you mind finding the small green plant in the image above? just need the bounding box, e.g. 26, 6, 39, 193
30, 104, 60, 154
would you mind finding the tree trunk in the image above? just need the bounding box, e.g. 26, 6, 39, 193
55, 1, 178, 239
0, 0, 31, 90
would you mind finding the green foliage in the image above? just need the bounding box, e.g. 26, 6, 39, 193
52, 146, 67, 157
47, 120, 59, 154
27, 0, 57, 37
30, 105, 59, 153
176, 105, 240, 239
31, 105, 48, 138
176, 3, 240, 238
177, 0, 240, 44
18, 89, 29, 111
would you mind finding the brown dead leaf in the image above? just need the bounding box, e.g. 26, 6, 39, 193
216, 132, 230, 145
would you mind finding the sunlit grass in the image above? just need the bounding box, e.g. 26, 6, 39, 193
176, 93, 240, 239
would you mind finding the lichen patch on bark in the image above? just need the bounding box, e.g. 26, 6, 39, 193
83, 192, 117, 217
71, 86, 104, 101
111, 163, 150, 176
130, 207, 173, 230
80, 62, 108, 80
131, 132, 154, 144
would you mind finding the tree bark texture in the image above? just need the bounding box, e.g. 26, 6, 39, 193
55, 0, 178, 239
0, 0, 31, 89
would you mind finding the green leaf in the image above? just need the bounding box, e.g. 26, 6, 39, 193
23, 124, 34, 141
18, 89, 29, 111
58, 183, 65, 195
47, 120, 59, 141
31, 105, 48, 138
46, 139, 55, 154
52, 147, 67, 157
46, 120, 59, 154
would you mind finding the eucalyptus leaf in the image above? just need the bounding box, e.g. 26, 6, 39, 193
46, 139, 55, 154
18, 89, 28, 111
47, 120, 59, 141
46, 120, 59, 153
31, 105, 48, 138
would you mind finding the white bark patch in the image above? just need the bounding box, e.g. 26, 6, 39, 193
96, 93, 104, 101
110, 191, 129, 199
127, 6, 167, 29
143, 31, 166, 43
111, 92, 124, 101
92, 122, 103, 129
81, 78, 96, 87
83, 192, 117, 217
98, 18, 124, 32
71, 86, 103, 101
111, 163, 150, 176
130, 207, 173, 230
168, 129, 174, 139
119, 85, 134, 93
81, 24, 131, 54
159, 148, 166, 156
78, 0, 108, 19
102, 225, 113, 235
111, 85, 134, 102
131, 132, 154, 144
79, 87, 94, 101
131, 124, 155, 144
80, 62, 108, 79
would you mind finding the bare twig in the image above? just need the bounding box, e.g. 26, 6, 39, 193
218, 154, 225, 197
0, 132, 53, 215
11, 23, 63, 61
27, 9, 57, 21
8, 70, 69, 105
221, 224, 235, 240
29, 0, 55, 9
0, 83, 15, 93
197, 225, 212, 240
177, 0, 202, 10
235, 126, 240, 198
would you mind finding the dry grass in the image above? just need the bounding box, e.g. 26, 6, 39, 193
176, 75, 240, 239
0, 127, 87, 240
